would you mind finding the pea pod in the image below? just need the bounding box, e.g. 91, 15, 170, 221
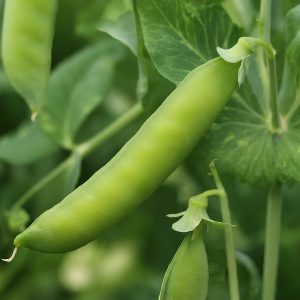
14, 57, 240, 253
2, 0, 57, 113
159, 231, 208, 300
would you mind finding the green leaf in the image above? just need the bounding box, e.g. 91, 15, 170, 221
74, 0, 108, 40
137, 0, 240, 84
285, 4, 300, 43
283, 1, 300, 15
222, 0, 254, 31
236, 252, 261, 300
100, 0, 131, 21
0, 122, 58, 166
99, 3, 150, 103
188, 59, 300, 185
286, 31, 300, 74
279, 27, 300, 115
279, 63, 298, 115
38, 41, 124, 149
97, 0, 170, 108
98, 11, 137, 55
90, 0, 132, 43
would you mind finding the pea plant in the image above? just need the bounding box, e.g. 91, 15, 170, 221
0, 0, 299, 299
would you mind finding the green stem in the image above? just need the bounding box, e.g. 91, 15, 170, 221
13, 103, 143, 208
76, 103, 142, 156
258, 3, 282, 299
262, 183, 282, 300
269, 58, 280, 131
258, 0, 280, 131
13, 157, 73, 209
256, 52, 270, 117
210, 163, 240, 300
259, 0, 271, 42
199, 189, 223, 199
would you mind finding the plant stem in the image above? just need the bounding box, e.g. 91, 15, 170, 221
259, 2, 283, 299
14, 103, 143, 208
13, 157, 74, 209
262, 183, 282, 300
259, 0, 271, 42
258, 0, 280, 132
76, 103, 142, 156
210, 163, 240, 300
199, 189, 223, 199
268, 58, 280, 131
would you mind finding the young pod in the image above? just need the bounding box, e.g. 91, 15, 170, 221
14, 57, 239, 253
159, 231, 208, 300
2, 0, 57, 112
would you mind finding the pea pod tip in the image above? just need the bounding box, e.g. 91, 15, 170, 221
2, 247, 18, 263
31, 111, 39, 122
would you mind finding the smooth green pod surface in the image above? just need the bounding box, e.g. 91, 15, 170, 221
14, 58, 239, 253
159, 232, 208, 300
2, 0, 57, 112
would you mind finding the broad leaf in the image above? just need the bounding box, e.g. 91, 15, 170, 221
284, 0, 300, 13
285, 4, 300, 43
137, 0, 240, 84
222, 0, 254, 31
99, 2, 149, 102
0, 122, 58, 166
279, 61, 299, 115
98, 11, 137, 55
75, 0, 107, 40
38, 40, 124, 148
189, 53, 300, 185
286, 31, 300, 74
100, 0, 131, 21
236, 252, 261, 300
279, 11, 300, 115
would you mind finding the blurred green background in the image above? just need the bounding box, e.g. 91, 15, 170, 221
0, 1, 300, 300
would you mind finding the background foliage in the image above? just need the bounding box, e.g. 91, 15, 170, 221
0, 0, 300, 299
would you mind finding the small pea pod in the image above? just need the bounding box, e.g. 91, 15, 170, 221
2, 0, 57, 113
159, 230, 208, 300
13, 57, 239, 253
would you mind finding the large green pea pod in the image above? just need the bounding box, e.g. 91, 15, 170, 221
13, 57, 239, 253
2, 0, 57, 113
159, 231, 208, 300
